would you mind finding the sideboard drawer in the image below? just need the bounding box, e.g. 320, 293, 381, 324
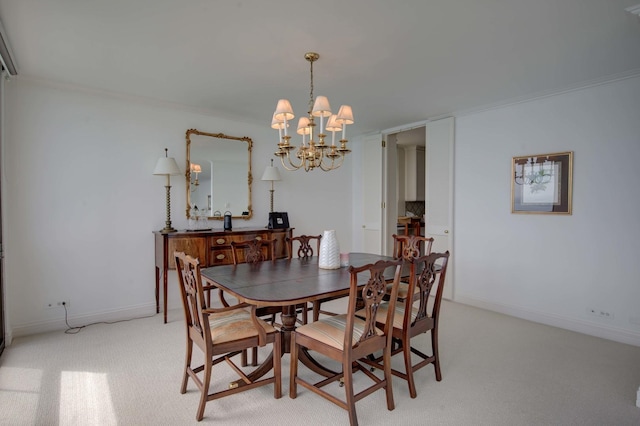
210, 248, 233, 266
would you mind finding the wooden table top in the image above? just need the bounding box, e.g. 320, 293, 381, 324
200, 252, 394, 306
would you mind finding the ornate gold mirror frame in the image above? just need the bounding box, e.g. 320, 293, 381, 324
185, 129, 253, 220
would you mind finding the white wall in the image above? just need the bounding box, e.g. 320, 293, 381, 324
3, 79, 352, 339
454, 75, 640, 346
5, 74, 639, 348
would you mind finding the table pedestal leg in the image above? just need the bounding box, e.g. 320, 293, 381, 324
279, 305, 297, 353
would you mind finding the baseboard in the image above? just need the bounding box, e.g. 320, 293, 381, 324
9, 302, 158, 339
455, 293, 640, 347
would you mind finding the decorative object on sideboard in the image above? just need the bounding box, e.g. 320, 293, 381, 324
268, 212, 289, 230
271, 52, 353, 172
318, 230, 340, 269
261, 159, 281, 213
223, 211, 232, 231
153, 148, 181, 233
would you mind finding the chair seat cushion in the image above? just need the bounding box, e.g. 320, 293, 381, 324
208, 309, 276, 344
357, 302, 432, 330
385, 281, 417, 299
295, 314, 383, 350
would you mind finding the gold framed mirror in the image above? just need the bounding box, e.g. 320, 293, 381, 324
185, 129, 253, 220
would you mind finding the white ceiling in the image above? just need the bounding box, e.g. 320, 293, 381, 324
1, 0, 639, 136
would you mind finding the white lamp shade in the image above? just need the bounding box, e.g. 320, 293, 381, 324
153, 157, 181, 175
336, 105, 354, 125
325, 114, 342, 132
297, 117, 311, 135
274, 99, 295, 121
271, 112, 288, 130
261, 164, 281, 181
311, 96, 332, 117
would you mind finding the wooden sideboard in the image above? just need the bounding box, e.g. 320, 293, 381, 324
154, 227, 293, 323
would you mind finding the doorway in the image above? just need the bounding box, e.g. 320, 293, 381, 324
383, 118, 454, 299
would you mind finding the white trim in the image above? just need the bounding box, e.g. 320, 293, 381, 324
12, 75, 260, 125
9, 302, 157, 339
456, 293, 640, 347
453, 68, 640, 118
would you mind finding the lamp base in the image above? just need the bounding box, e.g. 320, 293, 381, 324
159, 225, 177, 234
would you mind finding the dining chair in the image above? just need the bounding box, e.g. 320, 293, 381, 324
174, 251, 282, 421
286, 234, 322, 324
361, 251, 450, 398
387, 234, 434, 301
290, 259, 403, 426
229, 238, 280, 366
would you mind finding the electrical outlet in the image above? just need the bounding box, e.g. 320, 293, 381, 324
586, 307, 614, 319
45, 300, 69, 309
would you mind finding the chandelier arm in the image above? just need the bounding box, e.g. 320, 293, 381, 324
278, 154, 301, 171
318, 153, 344, 172
288, 149, 306, 170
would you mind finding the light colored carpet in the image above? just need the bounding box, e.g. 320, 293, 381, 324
1, 300, 639, 425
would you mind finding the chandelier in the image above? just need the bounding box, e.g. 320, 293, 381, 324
514, 156, 554, 186
271, 52, 353, 172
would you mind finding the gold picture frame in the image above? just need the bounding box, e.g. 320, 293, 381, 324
511, 151, 573, 214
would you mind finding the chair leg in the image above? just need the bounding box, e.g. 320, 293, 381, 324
383, 346, 395, 411
196, 350, 213, 421
252, 346, 258, 366
181, 339, 193, 394
432, 328, 442, 381
241, 349, 248, 367
343, 361, 358, 426
289, 333, 298, 398
273, 333, 282, 399
312, 301, 320, 322
403, 339, 417, 398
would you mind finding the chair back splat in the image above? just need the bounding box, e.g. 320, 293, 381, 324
387, 233, 435, 301
174, 251, 282, 421
286, 234, 322, 259
290, 259, 403, 426
392, 233, 434, 262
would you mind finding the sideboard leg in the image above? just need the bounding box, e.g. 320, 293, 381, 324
155, 266, 160, 314
163, 268, 168, 324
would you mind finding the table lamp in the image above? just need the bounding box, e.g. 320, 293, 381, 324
261, 159, 281, 213
153, 148, 181, 233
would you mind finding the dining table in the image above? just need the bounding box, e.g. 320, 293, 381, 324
199, 252, 396, 383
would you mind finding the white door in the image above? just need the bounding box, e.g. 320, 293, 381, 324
425, 117, 454, 299
361, 133, 384, 254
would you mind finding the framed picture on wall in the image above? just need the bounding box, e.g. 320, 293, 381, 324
511, 151, 573, 214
